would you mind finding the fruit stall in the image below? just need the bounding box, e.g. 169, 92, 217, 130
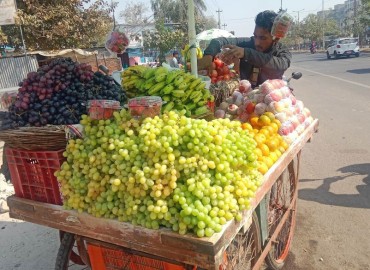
1, 58, 318, 270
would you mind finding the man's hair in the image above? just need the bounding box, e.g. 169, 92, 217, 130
255, 10, 278, 32
173, 51, 179, 56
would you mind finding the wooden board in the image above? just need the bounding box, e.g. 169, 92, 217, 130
7, 119, 319, 269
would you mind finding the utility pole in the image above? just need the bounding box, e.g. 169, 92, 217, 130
322, 0, 325, 49
216, 9, 222, 29
280, 0, 283, 11
222, 23, 227, 30
293, 9, 304, 51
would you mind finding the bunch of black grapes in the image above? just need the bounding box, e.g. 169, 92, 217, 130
7, 58, 125, 127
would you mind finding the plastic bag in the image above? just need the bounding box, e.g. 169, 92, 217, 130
271, 11, 294, 39
105, 30, 129, 54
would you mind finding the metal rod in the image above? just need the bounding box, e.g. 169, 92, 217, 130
187, 0, 198, 77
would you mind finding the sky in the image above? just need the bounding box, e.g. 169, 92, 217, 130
115, 0, 346, 36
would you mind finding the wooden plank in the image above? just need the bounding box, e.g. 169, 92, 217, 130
7, 119, 319, 269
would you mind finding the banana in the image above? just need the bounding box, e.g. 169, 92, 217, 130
143, 68, 157, 79
173, 76, 184, 87
166, 70, 182, 84
148, 81, 166, 95
155, 71, 168, 83
162, 101, 174, 112
189, 78, 202, 89
143, 77, 157, 90
162, 95, 171, 102
177, 82, 189, 90
162, 84, 175, 95
171, 90, 185, 98
194, 105, 209, 116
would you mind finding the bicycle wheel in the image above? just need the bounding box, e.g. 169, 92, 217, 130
221, 211, 262, 270
265, 158, 298, 270
55, 232, 89, 270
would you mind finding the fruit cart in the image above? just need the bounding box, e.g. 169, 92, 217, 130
6, 118, 318, 270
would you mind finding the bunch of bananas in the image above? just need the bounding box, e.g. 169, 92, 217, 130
121, 66, 214, 116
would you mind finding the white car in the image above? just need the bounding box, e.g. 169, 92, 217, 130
326, 38, 360, 59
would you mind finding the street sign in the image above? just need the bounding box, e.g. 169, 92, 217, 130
0, 0, 16, 26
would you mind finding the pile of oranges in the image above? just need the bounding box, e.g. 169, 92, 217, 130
242, 112, 289, 174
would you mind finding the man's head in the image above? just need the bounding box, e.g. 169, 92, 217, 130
173, 51, 179, 57
253, 10, 278, 52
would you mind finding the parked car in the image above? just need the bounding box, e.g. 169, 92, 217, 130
326, 38, 360, 59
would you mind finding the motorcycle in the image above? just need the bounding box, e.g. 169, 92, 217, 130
310, 46, 317, 54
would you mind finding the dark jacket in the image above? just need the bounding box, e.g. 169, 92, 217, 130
204, 37, 291, 86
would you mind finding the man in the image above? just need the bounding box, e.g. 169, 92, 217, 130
198, 10, 291, 87
169, 51, 180, 68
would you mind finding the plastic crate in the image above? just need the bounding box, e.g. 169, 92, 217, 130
87, 243, 186, 270
6, 148, 65, 205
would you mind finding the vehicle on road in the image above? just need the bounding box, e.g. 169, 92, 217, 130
326, 38, 360, 59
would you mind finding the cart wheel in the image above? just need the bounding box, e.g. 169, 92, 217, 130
221, 211, 262, 270
265, 158, 298, 270
56, 232, 89, 270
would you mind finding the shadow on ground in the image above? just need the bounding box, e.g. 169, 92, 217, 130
299, 163, 370, 209
347, 68, 370, 74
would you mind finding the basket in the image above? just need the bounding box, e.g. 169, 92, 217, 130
128, 96, 163, 119
87, 243, 185, 270
88, 100, 121, 120
6, 148, 65, 205
210, 79, 239, 107
0, 126, 67, 151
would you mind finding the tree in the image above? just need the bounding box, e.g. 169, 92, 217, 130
1, 0, 114, 51
119, 2, 150, 25
150, 0, 213, 36
143, 21, 185, 63
0, 29, 7, 44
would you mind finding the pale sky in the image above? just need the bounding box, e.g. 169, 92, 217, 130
115, 0, 346, 36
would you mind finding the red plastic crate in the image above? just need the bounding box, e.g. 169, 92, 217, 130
6, 148, 65, 205
87, 243, 186, 270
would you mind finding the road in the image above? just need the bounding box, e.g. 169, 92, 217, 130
0, 52, 369, 270
284, 52, 370, 270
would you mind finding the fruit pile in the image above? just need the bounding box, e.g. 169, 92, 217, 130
208, 58, 236, 84
122, 66, 213, 117
215, 79, 314, 145
7, 58, 126, 127
105, 30, 129, 54
56, 110, 262, 237
242, 112, 289, 174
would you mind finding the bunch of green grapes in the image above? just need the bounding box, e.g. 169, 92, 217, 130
56, 110, 262, 237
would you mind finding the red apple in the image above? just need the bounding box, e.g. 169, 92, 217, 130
246, 102, 256, 114
296, 113, 306, 124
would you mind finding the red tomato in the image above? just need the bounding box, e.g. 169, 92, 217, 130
210, 70, 218, 78
246, 102, 255, 114
222, 66, 230, 75
214, 58, 224, 68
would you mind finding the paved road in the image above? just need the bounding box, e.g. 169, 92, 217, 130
284, 52, 370, 270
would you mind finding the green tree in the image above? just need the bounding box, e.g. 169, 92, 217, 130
0, 0, 114, 51
143, 21, 185, 63
119, 1, 150, 25
301, 14, 340, 46
150, 0, 212, 36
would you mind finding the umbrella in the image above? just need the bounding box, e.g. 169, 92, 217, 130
195, 28, 235, 41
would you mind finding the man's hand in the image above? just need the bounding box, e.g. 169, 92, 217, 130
220, 45, 244, 64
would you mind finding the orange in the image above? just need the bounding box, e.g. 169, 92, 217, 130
250, 116, 260, 128
241, 122, 253, 131
259, 128, 270, 138
272, 119, 282, 128
263, 126, 275, 136
270, 122, 279, 133
281, 141, 289, 150
263, 112, 275, 121
259, 143, 270, 156
254, 133, 266, 145
254, 148, 263, 158
258, 115, 271, 126
266, 138, 279, 152
269, 152, 278, 163
258, 162, 269, 174
275, 149, 282, 158
263, 156, 274, 168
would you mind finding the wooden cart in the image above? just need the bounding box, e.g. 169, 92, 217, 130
7, 119, 319, 270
